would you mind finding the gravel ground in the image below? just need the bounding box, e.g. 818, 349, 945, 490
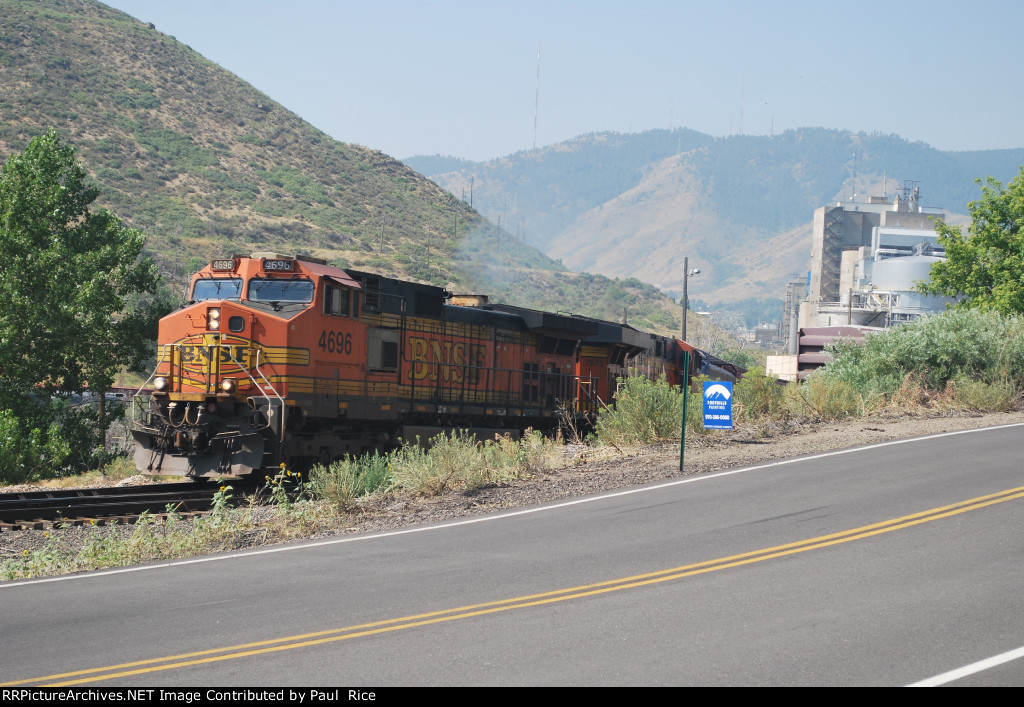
3, 409, 1023, 570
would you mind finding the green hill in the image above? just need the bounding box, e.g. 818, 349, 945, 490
0, 0, 684, 333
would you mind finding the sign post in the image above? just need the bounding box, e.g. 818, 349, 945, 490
679, 350, 690, 472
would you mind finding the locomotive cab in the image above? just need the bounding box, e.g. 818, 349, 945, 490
131, 253, 363, 478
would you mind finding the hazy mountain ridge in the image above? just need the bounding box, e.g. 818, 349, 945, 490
407, 129, 714, 248
0, 0, 684, 332
408, 129, 1024, 304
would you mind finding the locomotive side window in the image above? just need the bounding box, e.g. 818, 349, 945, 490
323, 284, 350, 316
381, 341, 399, 370
555, 339, 576, 356
368, 329, 399, 371
248, 278, 314, 303
192, 278, 243, 302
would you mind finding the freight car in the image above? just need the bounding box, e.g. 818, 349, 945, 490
130, 253, 737, 480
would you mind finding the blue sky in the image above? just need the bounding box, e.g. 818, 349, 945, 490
104, 0, 1024, 161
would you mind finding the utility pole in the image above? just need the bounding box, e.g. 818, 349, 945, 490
682, 257, 689, 341
682, 257, 701, 341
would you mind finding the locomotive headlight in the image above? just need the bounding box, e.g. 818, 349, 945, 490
153, 376, 168, 392
208, 308, 221, 331
220, 378, 237, 394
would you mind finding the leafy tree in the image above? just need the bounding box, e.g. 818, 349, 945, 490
686, 310, 745, 357
721, 348, 758, 371
921, 167, 1024, 313
0, 129, 165, 479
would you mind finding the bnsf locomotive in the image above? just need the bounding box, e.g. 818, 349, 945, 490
131, 253, 737, 479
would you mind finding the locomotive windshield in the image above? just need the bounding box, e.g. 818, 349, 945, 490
192, 278, 243, 302
248, 278, 314, 303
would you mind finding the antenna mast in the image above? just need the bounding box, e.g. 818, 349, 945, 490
533, 43, 541, 152
739, 74, 744, 135
851, 150, 858, 202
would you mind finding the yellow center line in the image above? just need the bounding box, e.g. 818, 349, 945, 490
8, 484, 1023, 686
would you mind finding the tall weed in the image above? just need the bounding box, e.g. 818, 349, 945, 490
308, 453, 392, 511
593, 374, 685, 445
787, 375, 862, 420
733, 367, 785, 421
387, 430, 531, 496
946, 376, 1020, 412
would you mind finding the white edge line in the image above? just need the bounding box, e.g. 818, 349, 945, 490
5, 421, 1024, 589
906, 644, 1024, 686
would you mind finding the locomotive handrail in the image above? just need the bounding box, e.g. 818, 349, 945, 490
130, 344, 176, 426
131, 341, 286, 435
220, 344, 286, 442
574, 375, 603, 416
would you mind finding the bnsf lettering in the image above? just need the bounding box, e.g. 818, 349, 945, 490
408, 336, 486, 383
179, 345, 249, 366
318, 330, 353, 355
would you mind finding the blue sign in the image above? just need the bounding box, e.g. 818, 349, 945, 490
703, 381, 733, 429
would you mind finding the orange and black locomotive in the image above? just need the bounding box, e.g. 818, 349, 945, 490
133, 253, 603, 478
131, 253, 739, 479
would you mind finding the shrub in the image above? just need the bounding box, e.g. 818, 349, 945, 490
946, 376, 1020, 412
821, 310, 1024, 403
388, 430, 528, 496
787, 375, 862, 420
733, 367, 785, 421
308, 453, 392, 511
685, 376, 709, 436
0, 409, 51, 484
593, 374, 685, 445
518, 429, 564, 469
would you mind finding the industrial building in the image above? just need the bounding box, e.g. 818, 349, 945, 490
799, 184, 955, 331
771, 184, 959, 380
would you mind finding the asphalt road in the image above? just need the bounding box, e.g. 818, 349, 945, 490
2, 423, 1023, 686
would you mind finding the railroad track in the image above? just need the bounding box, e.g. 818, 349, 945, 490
0, 483, 229, 531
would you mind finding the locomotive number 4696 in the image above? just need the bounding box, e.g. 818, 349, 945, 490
318, 330, 353, 355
